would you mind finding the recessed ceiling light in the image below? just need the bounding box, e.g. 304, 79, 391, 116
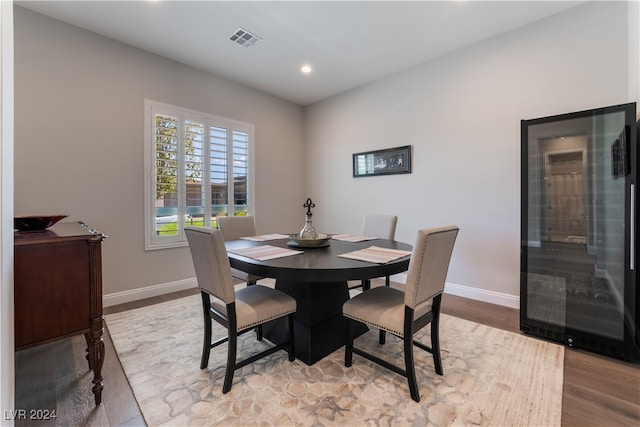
301, 65, 312, 74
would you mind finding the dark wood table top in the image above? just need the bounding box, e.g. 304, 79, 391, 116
226, 236, 412, 282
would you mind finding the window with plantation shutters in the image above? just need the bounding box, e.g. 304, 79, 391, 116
145, 100, 254, 250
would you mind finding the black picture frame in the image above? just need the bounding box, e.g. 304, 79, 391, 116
352, 145, 412, 177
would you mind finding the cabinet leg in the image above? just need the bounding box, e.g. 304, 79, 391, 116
84, 332, 91, 370
87, 321, 105, 405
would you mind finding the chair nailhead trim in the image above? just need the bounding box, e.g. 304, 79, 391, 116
344, 314, 403, 337
239, 309, 296, 330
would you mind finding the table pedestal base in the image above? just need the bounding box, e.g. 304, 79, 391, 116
263, 280, 367, 365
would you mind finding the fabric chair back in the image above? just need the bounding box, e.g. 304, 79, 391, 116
217, 216, 257, 241
404, 226, 459, 309
361, 214, 398, 240
185, 226, 236, 304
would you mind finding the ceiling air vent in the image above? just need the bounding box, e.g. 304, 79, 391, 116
229, 27, 261, 48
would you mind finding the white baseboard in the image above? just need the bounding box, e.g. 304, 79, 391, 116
444, 282, 520, 309
106, 275, 520, 310
103, 277, 198, 307
391, 273, 520, 309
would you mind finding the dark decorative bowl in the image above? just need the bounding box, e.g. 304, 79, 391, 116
14, 215, 68, 232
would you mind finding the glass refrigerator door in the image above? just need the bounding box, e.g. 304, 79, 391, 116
521, 103, 637, 359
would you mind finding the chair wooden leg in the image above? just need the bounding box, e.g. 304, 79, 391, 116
363, 279, 371, 291
345, 319, 354, 367
248, 281, 262, 341
385, 275, 390, 286
431, 321, 443, 376
431, 312, 443, 375
403, 306, 420, 402
222, 328, 237, 394
379, 329, 386, 345
200, 292, 212, 369
404, 333, 420, 402
287, 314, 295, 362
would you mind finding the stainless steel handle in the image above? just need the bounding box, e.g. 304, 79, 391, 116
631, 184, 636, 271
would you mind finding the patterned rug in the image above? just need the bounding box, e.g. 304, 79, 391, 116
105, 291, 564, 426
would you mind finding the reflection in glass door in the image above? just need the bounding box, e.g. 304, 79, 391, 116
546, 150, 586, 243
521, 103, 638, 361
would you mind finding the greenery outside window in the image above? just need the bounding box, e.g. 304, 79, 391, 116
144, 100, 254, 250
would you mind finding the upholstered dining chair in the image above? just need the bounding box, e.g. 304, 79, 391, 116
343, 225, 459, 402
185, 226, 296, 394
217, 216, 262, 287
350, 214, 398, 291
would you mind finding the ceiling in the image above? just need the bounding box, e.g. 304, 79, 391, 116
16, 1, 584, 106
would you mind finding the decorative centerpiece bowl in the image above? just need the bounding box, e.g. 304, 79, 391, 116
287, 233, 331, 248
288, 197, 330, 248
14, 215, 68, 232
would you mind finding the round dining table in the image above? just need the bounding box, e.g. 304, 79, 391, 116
226, 236, 412, 365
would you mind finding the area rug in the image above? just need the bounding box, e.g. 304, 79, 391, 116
105, 292, 564, 426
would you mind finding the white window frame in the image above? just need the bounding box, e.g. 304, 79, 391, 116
144, 100, 255, 250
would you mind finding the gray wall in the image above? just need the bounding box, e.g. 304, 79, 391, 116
304, 1, 638, 306
13, 2, 639, 307
13, 7, 305, 301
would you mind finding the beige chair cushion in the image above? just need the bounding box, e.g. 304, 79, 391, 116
217, 216, 257, 241
343, 286, 432, 337
210, 285, 296, 331
185, 226, 236, 304
230, 267, 261, 284
404, 226, 459, 308
361, 214, 398, 240
216, 217, 263, 284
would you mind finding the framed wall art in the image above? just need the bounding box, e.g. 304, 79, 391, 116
352, 145, 412, 177
611, 125, 630, 179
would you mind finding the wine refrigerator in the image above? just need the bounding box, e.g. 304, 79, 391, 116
520, 102, 638, 362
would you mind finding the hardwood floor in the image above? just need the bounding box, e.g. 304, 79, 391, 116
13, 285, 639, 426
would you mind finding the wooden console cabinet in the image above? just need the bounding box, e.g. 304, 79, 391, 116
14, 221, 107, 406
